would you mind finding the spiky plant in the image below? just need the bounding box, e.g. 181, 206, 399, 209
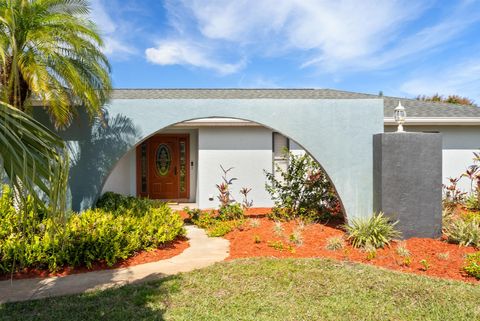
344, 212, 401, 249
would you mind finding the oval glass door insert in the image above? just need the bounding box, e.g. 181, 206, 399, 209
156, 144, 171, 176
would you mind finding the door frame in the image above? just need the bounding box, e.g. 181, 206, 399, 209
136, 133, 190, 200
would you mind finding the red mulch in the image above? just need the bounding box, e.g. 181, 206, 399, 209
0, 237, 189, 281
225, 209, 479, 283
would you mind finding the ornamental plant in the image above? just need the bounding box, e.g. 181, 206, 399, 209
344, 212, 401, 249
265, 151, 341, 221
464, 252, 480, 279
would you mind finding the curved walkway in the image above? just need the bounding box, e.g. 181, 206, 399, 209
0, 225, 230, 304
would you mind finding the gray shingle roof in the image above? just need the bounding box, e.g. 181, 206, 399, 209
111, 89, 480, 118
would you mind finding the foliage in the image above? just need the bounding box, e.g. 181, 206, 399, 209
265, 151, 341, 221
325, 236, 344, 251
419, 259, 430, 271
0, 102, 68, 216
218, 203, 244, 221
443, 152, 480, 210
240, 187, 253, 210
189, 208, 243, 237
344, 212, 401, 249
464, 252, 480, 279
249, 218, 260, 228
216, 165, 237, 207
289, 228, 303, 246
273, 221, 284, 236
416, 94, 477, 107
443, 177, 466, 209
0, 187, 184, 273
395, 242, 411, 258
0, 0, 112, 129
443, 216, 480, 247
96, 192, 164, 216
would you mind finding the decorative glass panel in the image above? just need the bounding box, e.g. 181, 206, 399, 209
140, 143, 147, 193
156, 144, 171, 176
179, 141, 186, 193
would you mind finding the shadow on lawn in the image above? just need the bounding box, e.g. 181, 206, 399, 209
0, 272, 179, 321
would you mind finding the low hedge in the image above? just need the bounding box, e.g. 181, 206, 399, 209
0, 187, 185, 273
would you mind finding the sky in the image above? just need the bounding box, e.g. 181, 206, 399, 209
90, 0, 480, 102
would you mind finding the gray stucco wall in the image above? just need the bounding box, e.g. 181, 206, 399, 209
373, 132, 442, 238
39, 98, 384, 220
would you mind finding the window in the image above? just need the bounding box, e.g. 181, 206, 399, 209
272, 133, 289, 179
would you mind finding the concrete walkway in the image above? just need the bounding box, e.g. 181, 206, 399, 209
0, 225, 229, 304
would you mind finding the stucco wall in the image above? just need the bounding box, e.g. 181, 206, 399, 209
385, 125, 480, 191
197, 127, 274, 208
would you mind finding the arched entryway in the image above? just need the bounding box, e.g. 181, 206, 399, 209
63, 96, 384, 221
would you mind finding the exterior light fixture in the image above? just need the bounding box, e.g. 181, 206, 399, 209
394, 101, 406, 132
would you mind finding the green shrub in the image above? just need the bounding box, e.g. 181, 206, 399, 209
443, 217, 480, 247
464, 252, 480, 279
189, 206, 244, 237
218, 203, 244, 221
0, 187, 185, 274
344, 212, 401, 249
96, 192, 164, 216
265, 151, 341, 222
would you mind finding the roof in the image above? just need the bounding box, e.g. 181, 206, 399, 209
111, 88, 480, 120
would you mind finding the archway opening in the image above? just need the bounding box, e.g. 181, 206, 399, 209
101, 117, 346, 224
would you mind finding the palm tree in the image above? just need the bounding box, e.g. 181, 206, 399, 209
0, 0, 111, 213
0, 0, 111, 129
0, 101, 68, 214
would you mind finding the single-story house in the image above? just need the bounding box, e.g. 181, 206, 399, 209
95, 89, 480, 210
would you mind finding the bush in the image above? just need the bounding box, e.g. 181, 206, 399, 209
188, 208, 244, 237
464, 252, 480, 279
344, 212, 401, 249
96, 191, 164, 216
443, 217, 480, 247
265, 151, 341, 222
0, 187, 185, 273
218, 203, 244, 221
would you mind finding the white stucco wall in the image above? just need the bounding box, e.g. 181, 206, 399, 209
197, 127, 274, 208
385, 125, 480, 191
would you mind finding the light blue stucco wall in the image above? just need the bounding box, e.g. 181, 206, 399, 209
59, 98, 383, 220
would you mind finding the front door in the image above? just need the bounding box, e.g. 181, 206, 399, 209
137, 134, 189, 200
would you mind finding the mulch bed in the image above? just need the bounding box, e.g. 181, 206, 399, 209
0, 237, 189, 281
225, 208, 479, 283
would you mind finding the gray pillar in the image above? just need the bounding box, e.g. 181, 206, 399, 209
373, 132, 442, 239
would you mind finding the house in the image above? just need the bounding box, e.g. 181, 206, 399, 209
47, 89, 480, 214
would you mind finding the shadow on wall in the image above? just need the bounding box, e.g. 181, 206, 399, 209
67, 111, 140, 211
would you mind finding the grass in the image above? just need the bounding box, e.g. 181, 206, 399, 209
1, 258, 480, 321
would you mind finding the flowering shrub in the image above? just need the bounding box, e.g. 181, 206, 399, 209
265, 151, 341, 221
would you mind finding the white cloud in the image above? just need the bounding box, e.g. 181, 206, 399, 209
158, 0, 480, 74
400, 59, 480, 103
89, 0, 137, 58
145, 40, 245, 75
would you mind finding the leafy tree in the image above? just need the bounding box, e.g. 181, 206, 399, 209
416, 94, 477, 107
0, 0, 112, 129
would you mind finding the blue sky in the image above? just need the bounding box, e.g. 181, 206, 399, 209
90, 0, 480, 102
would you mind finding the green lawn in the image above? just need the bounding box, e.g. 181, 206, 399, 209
1, 258, 479, 321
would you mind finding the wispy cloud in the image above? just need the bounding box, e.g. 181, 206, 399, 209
146, 40, 245, 75
400, 58, 480, 103
90, 0, 137, 58
151, 0, 480, 75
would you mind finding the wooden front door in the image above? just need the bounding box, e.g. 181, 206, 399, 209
137, 134, 189, 200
